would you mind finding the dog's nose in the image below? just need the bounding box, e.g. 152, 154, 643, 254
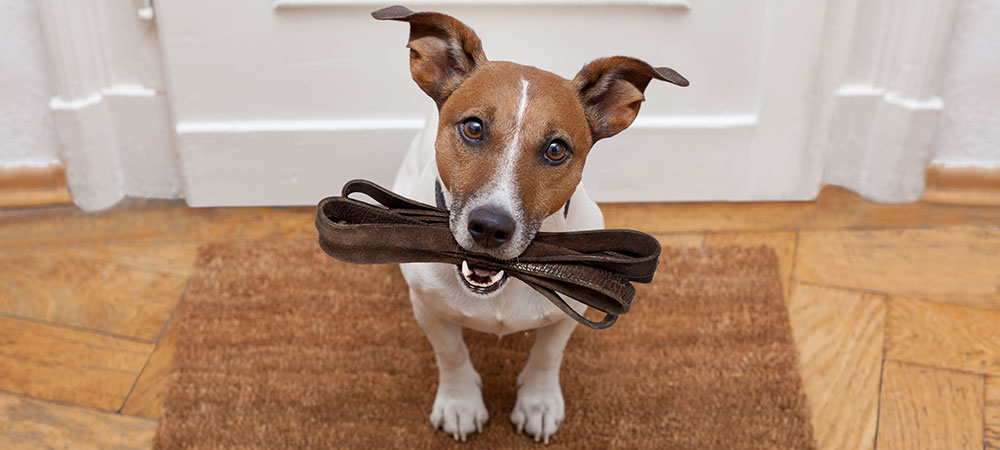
467, 206, 515, 249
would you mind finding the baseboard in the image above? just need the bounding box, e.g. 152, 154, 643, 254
922, 162, 1000, 206
0, 163, 73, 208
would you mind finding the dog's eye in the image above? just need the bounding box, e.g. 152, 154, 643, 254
461, 118, 484, 141
543, 140, 570, 164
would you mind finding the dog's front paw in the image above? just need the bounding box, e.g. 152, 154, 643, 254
510, 372, 565, 444
430, 382, 489, 442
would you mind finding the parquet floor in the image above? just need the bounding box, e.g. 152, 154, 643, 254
1, 186, 999, 449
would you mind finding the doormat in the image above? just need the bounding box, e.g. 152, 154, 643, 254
155, 240, 814, 449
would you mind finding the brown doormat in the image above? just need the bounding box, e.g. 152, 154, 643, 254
156, 240, 814, 449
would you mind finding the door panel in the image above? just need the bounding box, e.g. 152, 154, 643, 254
156, 0, 824, 205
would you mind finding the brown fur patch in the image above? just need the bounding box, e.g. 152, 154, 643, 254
573, 56, 687, 141
373, 6, 488, 106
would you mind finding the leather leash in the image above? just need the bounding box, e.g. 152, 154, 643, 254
315, 180, 661, 330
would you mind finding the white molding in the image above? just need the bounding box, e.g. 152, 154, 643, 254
36, 0, 124, 210
820, 0, 961, 203
36, 0, 107, 101
835, 85, 943, 111
930, 158, 1000, 169
102, 85, 158, 97
176, 118, 426, 134
49, 93, 104, 111
274, 0, 691, 9
630, 114, 757, 130
35, 0, 179, 210
49, 85, 158, 111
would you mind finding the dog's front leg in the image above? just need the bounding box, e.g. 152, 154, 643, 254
411, 292, 489, 441
511, 316, 577, 444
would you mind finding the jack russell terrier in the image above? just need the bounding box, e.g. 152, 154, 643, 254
376, 5, 688, 443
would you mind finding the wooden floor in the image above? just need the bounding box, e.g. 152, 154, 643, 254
2, 186, 999, 449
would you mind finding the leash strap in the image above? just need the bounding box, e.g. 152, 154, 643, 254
315, 179, 661, 330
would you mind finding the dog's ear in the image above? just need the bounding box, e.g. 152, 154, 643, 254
573, 56, 688, 141
373, 6, 487, 107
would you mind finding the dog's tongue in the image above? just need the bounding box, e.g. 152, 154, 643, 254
472, 266, 497, 277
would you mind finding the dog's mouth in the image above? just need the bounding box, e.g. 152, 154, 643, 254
456, 260, 508, 294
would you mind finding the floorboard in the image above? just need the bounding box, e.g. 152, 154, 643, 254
601, 186, 1000, 233
886, 296, 1000, 377
0, 200, 315, 252
0, 249, 187, 340
0, 316, 153, 411
787, 283, 884, 450
795, 226, 1000, 310
0, 392, 155, 450
121, 318, 181, 419
987, 377, 1000, 449
876, 360, 983, 450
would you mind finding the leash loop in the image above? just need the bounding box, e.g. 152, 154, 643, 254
317, 179, 661, 330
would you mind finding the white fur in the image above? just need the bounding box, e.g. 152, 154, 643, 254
500, 78, 531, 176
393, 112, 604, 443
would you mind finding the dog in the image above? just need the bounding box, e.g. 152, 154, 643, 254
378, 5, 687, 443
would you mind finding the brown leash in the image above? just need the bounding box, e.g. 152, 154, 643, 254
315, 180, 661, 330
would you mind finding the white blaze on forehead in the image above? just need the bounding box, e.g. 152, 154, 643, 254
493, 78, 531, 195
503, 78, 531, 171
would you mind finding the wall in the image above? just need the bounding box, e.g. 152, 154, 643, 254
931, 0, 1000, 167
0, 0, 60, 168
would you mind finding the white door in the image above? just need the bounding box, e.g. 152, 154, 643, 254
155, 0, 829, 206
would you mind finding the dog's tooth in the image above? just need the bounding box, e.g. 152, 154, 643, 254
461, 260, 473, 277
490, 270, 504, 284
